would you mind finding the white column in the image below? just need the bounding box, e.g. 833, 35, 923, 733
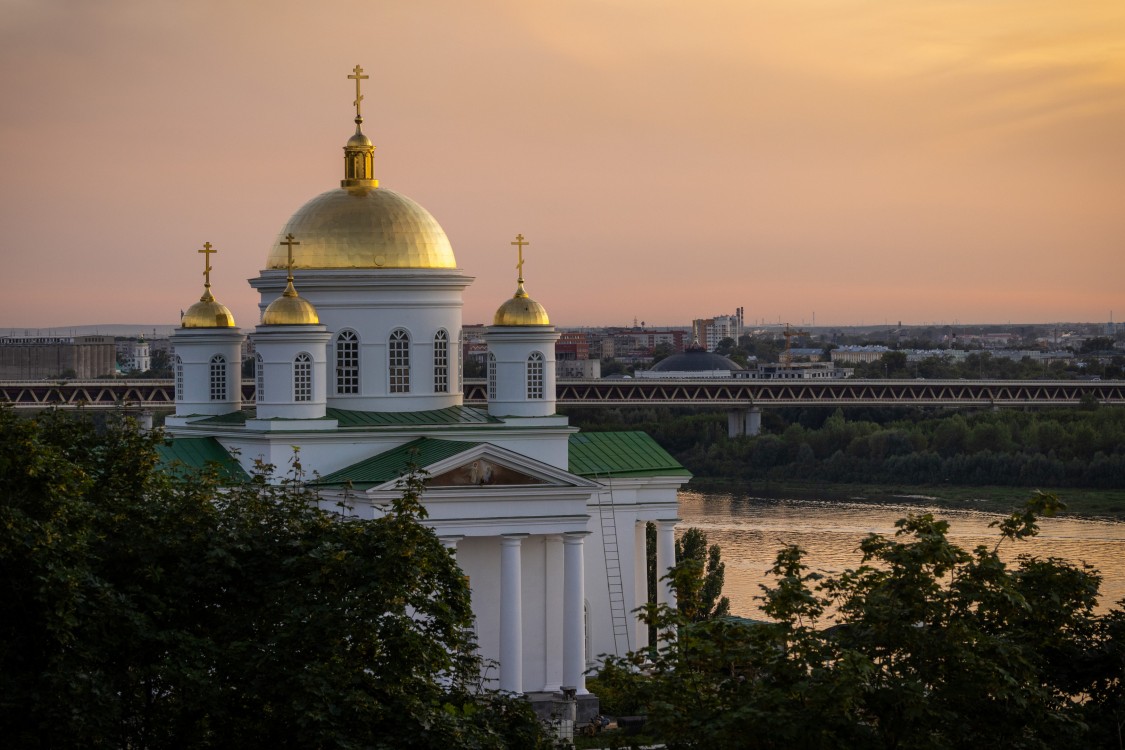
500, 534, 527, 693
656, 519, 679, 611
439, 535, 463, 560
634, 521, 650, 651
543, 535, 564, 691
563, 531, 590, 694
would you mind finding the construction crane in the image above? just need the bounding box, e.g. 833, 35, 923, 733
779, 323, 809, 367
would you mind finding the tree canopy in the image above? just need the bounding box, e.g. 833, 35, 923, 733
598, 492, 1125, 749
0, 408, 547, 749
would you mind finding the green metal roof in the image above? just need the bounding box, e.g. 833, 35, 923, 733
568, 431, 691, 479
188, 406, 497, 431
191, 411, 251, 425
156, 437, 250, 482
315, 437, 480, 488
327, 406, 499, 428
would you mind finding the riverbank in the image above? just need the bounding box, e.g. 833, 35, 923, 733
686, 478, 1125, 521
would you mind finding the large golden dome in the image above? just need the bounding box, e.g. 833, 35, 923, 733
265, 188, 457, 270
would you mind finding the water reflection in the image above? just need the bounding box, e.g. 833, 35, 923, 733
679, 490, 1125, 620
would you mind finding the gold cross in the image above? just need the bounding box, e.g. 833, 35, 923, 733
348, 64, 369, 120
511, 234, 528, 280
280, 233, 300, 281
198, 242, 216, 287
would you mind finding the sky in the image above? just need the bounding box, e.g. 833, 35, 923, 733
1, 0, 1122, 331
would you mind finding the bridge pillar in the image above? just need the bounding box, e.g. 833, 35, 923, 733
727, 407, 762, 438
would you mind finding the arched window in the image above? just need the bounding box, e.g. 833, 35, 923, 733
209, 354, 226, 401
174, 355, 183, 401
294, 353, 312, 402
487, 352, 497, 400
527, 351, 545, 399
335, 330, 359, 394
255, 353, 264, 403
389, 329, 410, 393
434, 329, 449, 393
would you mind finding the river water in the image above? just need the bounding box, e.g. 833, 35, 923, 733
678, 490, 1125, 620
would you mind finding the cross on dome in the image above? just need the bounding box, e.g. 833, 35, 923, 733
348, 64, 369, 121
280, 233, 301, 283
198, 242, 216, 288
512, 233, 528, 283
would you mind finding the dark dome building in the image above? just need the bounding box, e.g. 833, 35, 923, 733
641, 347, 743, 378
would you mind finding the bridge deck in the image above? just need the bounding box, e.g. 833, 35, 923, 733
2, 378, 1122, 409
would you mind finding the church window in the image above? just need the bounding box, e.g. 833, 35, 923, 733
209, 355, 226, 401
174, 355, 183, 401
255, 353, 264, 403
487, 352, 497, 400
527, 351, 545, 399
294, 353, 312, 402
389, 329, 410, 393
335, 330, 360, 394
434, 330, 449, 393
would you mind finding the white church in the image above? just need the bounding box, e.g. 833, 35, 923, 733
162, 66, 688, 702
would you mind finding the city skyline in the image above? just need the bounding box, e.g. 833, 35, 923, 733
1, 0, 1122, 330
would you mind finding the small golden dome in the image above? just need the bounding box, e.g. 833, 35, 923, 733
347, 130, 372, 148
493, 282, 551, 326
262, 280, 320, 325
265, 188, 457, 270
182, 289, 236, 329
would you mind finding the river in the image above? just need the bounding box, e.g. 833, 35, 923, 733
678, 490, 1125, 620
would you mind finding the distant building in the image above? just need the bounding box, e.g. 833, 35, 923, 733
831, 345, 889, 364
557, 359, 601, 378
691, 307, 743, 351
635, 348, 743, 378
0, 335, 116, 379
116, 337, 151, 373
735, 362, 852, 380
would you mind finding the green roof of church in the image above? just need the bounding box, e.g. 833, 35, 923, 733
190, 406, 498, 429
315, 437, 479, 488
568, 431, 691, 479
156, 437, 249, 482
327, 406, 499, 427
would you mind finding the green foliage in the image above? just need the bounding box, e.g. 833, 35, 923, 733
566, 405, 1125, 491
598, 493, 1125, 748
0, 409, 548, 749
673, 528, 730, 622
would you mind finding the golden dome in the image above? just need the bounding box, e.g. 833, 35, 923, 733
182, 289, 236, 329
347, 130, 372, 148
493, 282, 551, 326
265, 188, 457, 270
262, 280, 320, 325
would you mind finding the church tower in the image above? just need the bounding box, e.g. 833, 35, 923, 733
171, 243, 244, 416
485, 234, 559, 418
250, 234, 332, 423
248, 65, 472, 414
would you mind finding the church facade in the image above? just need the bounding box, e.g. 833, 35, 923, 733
162, 67, 687, 697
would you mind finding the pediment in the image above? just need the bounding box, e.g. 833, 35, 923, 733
427, 457, 546, 487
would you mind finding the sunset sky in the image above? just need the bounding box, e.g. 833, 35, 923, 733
1, 0, 1122, 331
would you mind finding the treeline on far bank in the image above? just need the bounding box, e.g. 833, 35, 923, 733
563, 404, 1125, 490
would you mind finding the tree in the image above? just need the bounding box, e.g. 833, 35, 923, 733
0, 408, 548, 749
598, 492, 1114, 748
673, 527, 730, 622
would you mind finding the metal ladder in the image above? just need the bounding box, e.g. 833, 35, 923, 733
596, 475, 631, 655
